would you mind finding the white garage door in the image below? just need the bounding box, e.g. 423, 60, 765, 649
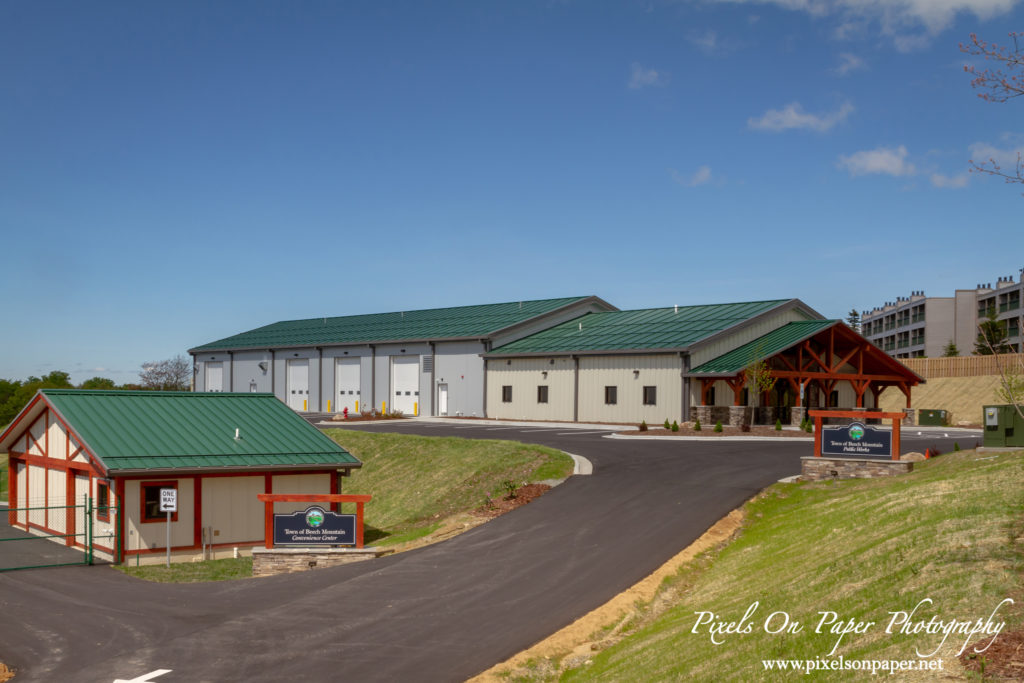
287, 359, 309, 411
391, 356, 419, 416
335, 357, 360, 413
206, 362, 223, 392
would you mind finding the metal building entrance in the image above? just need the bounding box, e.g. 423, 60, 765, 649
335, 357, 361, 414
287, 359, 310, 411
391, 356, 419, 416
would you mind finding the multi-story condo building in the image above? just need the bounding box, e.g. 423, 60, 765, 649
862, 270, 1024, 358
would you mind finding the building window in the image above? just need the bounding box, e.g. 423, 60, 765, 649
141, 481, 178, 524
707, 387, 716, 405
642, 386, 657, 405
604, 386, 617, 405
537, 385, 549, 403
501, 386, 513, 403
96, 481, 110, 522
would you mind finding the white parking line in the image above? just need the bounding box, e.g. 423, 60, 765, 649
519, 428, 559, 433
555, 430, 613, 435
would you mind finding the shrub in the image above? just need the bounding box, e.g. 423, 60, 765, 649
671, 420, 679, 432
694, 418, 702, 431
954, 442, 961, 451
664, 419, 671, 430
639, 420, 648, 432
775, 418, 782, 431
713, 421, 723, 433
805, 421, 813, 433
502, 479, 519, 500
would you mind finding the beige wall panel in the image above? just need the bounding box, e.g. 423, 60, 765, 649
689, 308, 811, 368
15, 463, 26, 525
126, 478, 195, 551
47, 418, 68, 460
28, 417, 45, 456
47, 470, 66, 533
71, 434, 89, 464
272, 473, 332, 515
27, 465, 45, 525
577, 354, 682, 423
486, 358, 574, 421
688, 379, 740, 409
202, 476, 265, 544
75, 474, 88, 542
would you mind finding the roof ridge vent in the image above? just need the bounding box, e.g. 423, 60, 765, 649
674, 305, 678, 314
234, 428, 241, 440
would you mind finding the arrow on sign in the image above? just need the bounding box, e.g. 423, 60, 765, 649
113, 669, 172, 683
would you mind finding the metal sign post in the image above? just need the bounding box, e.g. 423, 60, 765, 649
159, 488, 177, 568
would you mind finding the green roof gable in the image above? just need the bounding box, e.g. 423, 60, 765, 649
688, 320, 839, 375
487, 300, 793, 355
191, 297, 603, 352
29, 390, 360, 474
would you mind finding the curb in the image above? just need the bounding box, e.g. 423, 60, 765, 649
603, 433, 814, 443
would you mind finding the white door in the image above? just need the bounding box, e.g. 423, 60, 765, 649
437, 383, 448, 416
335, 357, 361, 413
287, 359, 309, 411
206, 362, 223, 392
391, 356, 419, 415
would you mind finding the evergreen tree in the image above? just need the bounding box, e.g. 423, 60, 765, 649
846, 309, 861, 333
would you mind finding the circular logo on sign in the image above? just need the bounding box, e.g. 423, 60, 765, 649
849, 423, 865, 441
305, 507, 325, 528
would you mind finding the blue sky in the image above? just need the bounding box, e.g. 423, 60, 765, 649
2, 0, 1023, 384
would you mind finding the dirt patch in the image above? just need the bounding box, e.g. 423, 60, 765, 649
623, 426, 811, 438
473, 484, 551, 518
469, 509, 745, 682
960, 627, 1024, 679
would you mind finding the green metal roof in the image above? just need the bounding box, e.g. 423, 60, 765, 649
487, 300, 793, 355
688, 320, 839, 375
36, 390, 360, 473
190, 297, 603, 352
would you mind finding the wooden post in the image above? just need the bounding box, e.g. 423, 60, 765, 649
892, 417, 901, 461
809, 409, 904, 459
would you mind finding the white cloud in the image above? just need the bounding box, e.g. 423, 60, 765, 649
930, 172, 969, 188
670, 165, 714, 187
687, 29, 719, 53
833, 52, 865, 76
748, 101, 854, 132
838, 145, 917, 176
703, 0, 1020, 49
629, 63, 669, 89
969, 139, 1024, 168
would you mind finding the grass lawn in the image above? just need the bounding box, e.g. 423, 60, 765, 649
521, 449, 1024, 681
114, 556, 253, 582
326, 430, 573, 546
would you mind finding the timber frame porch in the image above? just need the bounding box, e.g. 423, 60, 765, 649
687, 320, 923, 425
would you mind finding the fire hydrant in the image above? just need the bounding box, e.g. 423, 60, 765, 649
343, 407, 349, 419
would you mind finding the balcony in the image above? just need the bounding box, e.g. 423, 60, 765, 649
911, 314, 925, 323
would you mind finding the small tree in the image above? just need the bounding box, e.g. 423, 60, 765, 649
713, 421, 723, 432
974, 311, 1011, 355
671, 420, 679, 432
942, 340, 960, 357
139, 355, 192, 391
745, 349, 778, 411
79, 377, 117, 390
846, 309, 861, 334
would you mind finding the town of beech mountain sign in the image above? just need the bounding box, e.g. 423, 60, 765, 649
821, 421, 892, 457
273, 505, 356, 546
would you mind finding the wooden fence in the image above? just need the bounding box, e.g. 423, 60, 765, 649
899, 354, 1024, 379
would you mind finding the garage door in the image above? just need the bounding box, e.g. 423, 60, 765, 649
206, 362, 223, 392
391, 356, 419, 416
287, 359, 309, 411
335, 357, 360, 414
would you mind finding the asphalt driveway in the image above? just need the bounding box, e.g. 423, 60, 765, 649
0, 423, 973, 682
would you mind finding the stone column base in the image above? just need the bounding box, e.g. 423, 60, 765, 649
728, 405, 753, 426
801, 457, 912, 481
252, 547, 393, 577
790, 406, 806, 427
696, 406, 713, 425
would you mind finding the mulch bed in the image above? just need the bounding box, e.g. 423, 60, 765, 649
622, 426, 811, 438
473, 484, 551, 519
960, 628, 1024, 679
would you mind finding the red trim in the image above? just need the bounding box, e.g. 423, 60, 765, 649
116, 478, 126, 564
193, 475, 202, 547
117, 469, 336, 481
65, 470, 75, 546
7, 458, 16, 525
140, 480, 178, 523
0, 393, 47, 446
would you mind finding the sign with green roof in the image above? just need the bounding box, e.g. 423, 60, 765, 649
0, 390, 360, 474
190, 297, 605, 352
487, 300, 792, 355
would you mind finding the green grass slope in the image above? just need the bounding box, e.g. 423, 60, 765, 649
326, 430, 573, 545
560, 450, 1024, 681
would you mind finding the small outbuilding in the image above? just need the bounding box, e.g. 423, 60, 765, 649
1, 390, 360, 565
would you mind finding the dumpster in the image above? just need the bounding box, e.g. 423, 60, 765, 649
983, 405, 1024, 447
918, 409, 947, 426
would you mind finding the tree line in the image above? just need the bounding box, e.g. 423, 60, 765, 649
0, 356, 191, 427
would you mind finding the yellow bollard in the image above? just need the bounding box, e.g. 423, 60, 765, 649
327, 399, 332, 413
355, 400, 359, 413
414, 402, 418, 416
382, 401, 386, 415
303, 399, 307, 411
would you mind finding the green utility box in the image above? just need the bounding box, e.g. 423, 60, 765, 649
918, 409, 948, 426
983, 405, 1024, 447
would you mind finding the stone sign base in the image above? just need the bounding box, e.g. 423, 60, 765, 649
801, 456, 912, 481
252, 547, 392, 577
